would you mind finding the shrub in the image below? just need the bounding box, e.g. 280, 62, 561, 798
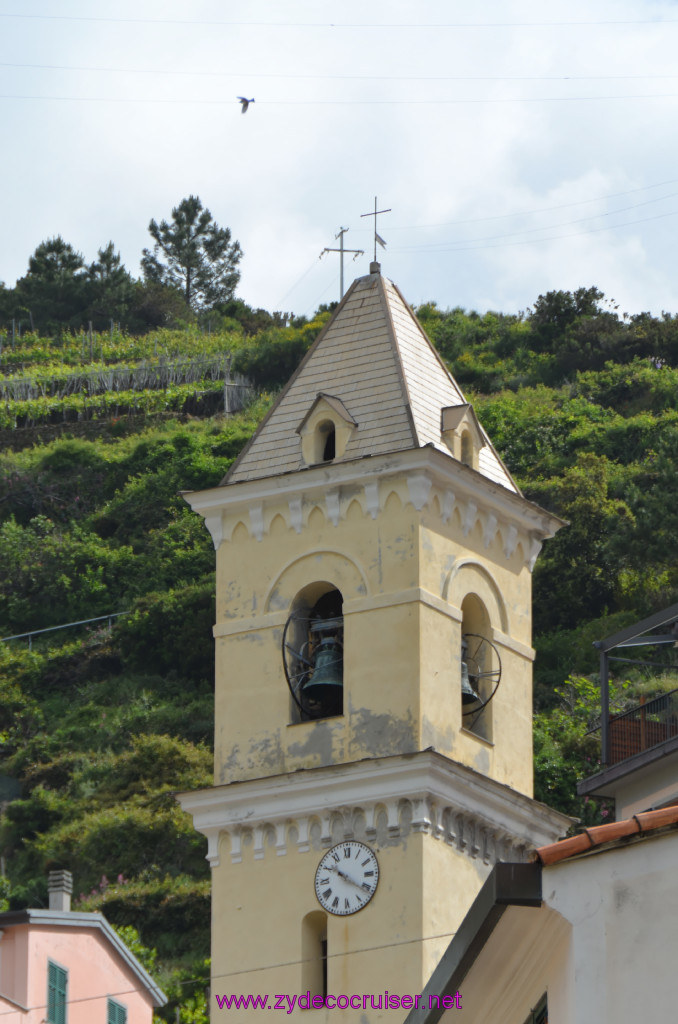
116, 582, 215, 682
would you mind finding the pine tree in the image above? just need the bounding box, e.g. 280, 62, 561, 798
141, 196, 242, 313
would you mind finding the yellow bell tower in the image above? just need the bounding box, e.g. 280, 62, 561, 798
180, 265, 570, 1020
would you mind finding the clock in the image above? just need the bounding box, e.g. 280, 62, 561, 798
314, 841, 379, 915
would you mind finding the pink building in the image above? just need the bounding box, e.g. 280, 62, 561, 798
0, 872, 165, 1024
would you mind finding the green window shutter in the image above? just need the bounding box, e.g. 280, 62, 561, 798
47, 961, 67, 1024
108, 999, 127, 1024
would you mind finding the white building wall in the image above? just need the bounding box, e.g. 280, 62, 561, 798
545, 832, 678, 1024
613, 755, 678, 818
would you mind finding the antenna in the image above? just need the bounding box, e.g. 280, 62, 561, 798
320, 228, 364, 301
360, 196, 391, 262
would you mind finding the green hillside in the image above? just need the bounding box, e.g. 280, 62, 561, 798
1, 288, 676, 1020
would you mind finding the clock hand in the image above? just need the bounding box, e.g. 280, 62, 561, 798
336, 867, 370, 891
327, 865, 354, 883
326, 861, 374, 894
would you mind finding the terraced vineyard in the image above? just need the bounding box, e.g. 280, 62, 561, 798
0, 327, 253, 433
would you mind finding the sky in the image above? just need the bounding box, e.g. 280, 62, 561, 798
3, 0, 678, 320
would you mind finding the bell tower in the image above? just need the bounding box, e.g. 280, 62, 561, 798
179, 266, 570, 1020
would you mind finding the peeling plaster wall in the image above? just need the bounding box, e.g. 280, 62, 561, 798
212, 470, 535, 795
213, 494, 422, 782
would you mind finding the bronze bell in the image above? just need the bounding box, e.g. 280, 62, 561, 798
461, 660, 481, 706
301, 636, 343, 717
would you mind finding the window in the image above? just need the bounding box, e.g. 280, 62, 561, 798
460, 430, 473, 466
296, 394, 357, 466
523, 995, 548, 1024
322, 423, 336, 462
47, 961, 67, 1024
108, 998, 127, 1024
301, 911, 328, 997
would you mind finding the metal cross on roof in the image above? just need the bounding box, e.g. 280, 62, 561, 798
361, 196, 391, 262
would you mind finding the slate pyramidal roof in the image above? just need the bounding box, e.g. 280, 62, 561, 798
225, 265, 517, 492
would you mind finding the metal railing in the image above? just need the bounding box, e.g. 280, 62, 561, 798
606, 688, 678, 765
0, 611, 129, 650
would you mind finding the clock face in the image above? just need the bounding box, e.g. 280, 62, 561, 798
314, 841, 379, 916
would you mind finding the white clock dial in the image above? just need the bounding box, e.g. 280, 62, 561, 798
314, 841, 379, 916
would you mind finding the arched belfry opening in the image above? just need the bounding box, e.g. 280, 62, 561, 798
460, 594, 501, 742
283, 583, 344, 722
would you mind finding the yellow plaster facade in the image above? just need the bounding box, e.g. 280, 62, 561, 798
209, 813, 491, 1021
179, 268, 571, 1022
208, 456, 536, 793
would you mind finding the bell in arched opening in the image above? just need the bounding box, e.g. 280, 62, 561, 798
283, 587, 344, 721
460, 636, 481, 706
300, 616, 344, 718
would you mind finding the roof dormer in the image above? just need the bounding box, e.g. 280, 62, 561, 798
441, 404, 485, 471
222, 271, 517, 493
296, 392, 358, 466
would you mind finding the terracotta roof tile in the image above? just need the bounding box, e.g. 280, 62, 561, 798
533, 804, 678, 866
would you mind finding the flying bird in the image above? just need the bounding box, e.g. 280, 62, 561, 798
237, 97, 255, 113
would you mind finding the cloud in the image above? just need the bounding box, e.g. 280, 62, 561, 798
3, 0, 678, 315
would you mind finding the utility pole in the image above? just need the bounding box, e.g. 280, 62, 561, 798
320, 228, 364, 301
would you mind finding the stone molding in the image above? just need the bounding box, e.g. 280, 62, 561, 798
210, 590, 534, 662
178, 751, 572, 869
209, 479, 540, 571
184, 447, 563, 573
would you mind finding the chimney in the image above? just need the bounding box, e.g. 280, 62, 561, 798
48, 870, 72, 913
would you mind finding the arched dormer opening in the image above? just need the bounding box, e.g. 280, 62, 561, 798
441, 404, 483, 471
296, 394, 357, 466
460, 429, 473, 467
283, 583, 344, 723
318, 419, 336, 463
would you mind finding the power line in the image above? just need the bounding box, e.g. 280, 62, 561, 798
5, 60, 678, 84
389, 190, 678, 251
304, 273, 343, 318
4, 92, 678, 106
275, 257, 323, 308
209, 927, 459, 984
386, 178, 678, 231
0, 982, 165, 1018
389, 206, 678, 256
1, 14, 677, 28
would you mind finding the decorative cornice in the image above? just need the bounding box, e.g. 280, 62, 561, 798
177, 751, 572, 868
248, 503, 264, 542
325, 490, 340, 526
184, 454, 562, 574
184, 447, 564, 546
